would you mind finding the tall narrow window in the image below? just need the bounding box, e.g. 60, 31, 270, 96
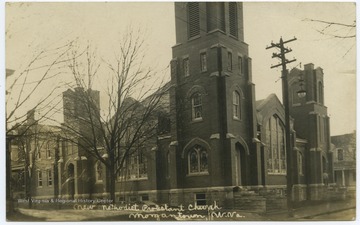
200, 52, 207, 72
318, 117, 324, 142
189, 150, 199, 173
318, 81, 324, 104
298, 152, 304, 175
188, 145, 208, 174
238, 56, 243, 74
200, 150, 208, 172
227, 52, 232, 71
95, 162, 103, 182
121, 150, 148, 180
46, 143, 51, 159
183, 58, 190, 77
192, 93, 202, 120
233, 91, 240, 119
48, 169, 53, 186
38, 171, 43, 187
266, 116, 286, 174
337, 149, 344, 161
138, 150, 148, 178
229, 2, 238, 37
37, 147, 41, 159
188, 2, 200, 38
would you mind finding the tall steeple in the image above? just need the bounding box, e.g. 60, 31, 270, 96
166, 2, 260, 194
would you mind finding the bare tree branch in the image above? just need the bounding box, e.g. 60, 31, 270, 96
60, 31, 168, 202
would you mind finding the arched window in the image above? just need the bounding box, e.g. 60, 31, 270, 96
192, 93, 203, 121
265, 115, 286, 174
233, 91, 241, 119
188, 145, 208, 174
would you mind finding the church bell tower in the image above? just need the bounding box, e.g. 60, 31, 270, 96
166, 2, 260, 201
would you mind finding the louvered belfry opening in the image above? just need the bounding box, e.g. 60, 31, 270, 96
187, 2, 200, 38
229, 2, 238, 38
206, 2, 225, 32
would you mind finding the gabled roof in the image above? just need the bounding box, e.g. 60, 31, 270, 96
256, 93, 283, 111
256, 93, 285, 126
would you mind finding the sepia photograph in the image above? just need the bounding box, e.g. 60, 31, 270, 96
4, 0, 357, 222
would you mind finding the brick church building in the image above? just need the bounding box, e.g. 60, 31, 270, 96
12, 2, 336, 211
151, 2, 333, 207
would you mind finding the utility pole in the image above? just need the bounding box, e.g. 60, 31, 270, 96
266, 37, 297, 215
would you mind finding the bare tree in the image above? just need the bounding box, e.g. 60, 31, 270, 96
303, 18, 356, 39
59, 31, 168, 202
6, 41, 75, 137
6, 40, 75, 215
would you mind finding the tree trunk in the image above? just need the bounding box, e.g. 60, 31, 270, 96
109, 170, 116, 204
24, 154, 32, 209
106, 161, 116, 204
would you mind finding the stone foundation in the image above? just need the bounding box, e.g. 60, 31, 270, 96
233, 189, 266, 213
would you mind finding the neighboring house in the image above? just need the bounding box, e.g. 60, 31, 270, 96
10, 110, 61, 200
331, 133, 356, 190
11, 2, 338, 210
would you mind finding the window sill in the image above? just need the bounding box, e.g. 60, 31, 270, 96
229, 34, 239, 40
191, 118, 203, 123
233, 117, 241, 121
186, 172, 209, 177
188, 35, 201, 42
268, 173, 286, 176
117, 177, 148, 182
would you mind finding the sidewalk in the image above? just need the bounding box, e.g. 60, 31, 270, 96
8, 199, 356, 221
265, 199, 356, 220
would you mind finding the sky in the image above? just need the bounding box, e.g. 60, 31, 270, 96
4, 1, 357, 136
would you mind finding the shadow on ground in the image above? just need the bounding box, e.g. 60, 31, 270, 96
7, 210, 46, 222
